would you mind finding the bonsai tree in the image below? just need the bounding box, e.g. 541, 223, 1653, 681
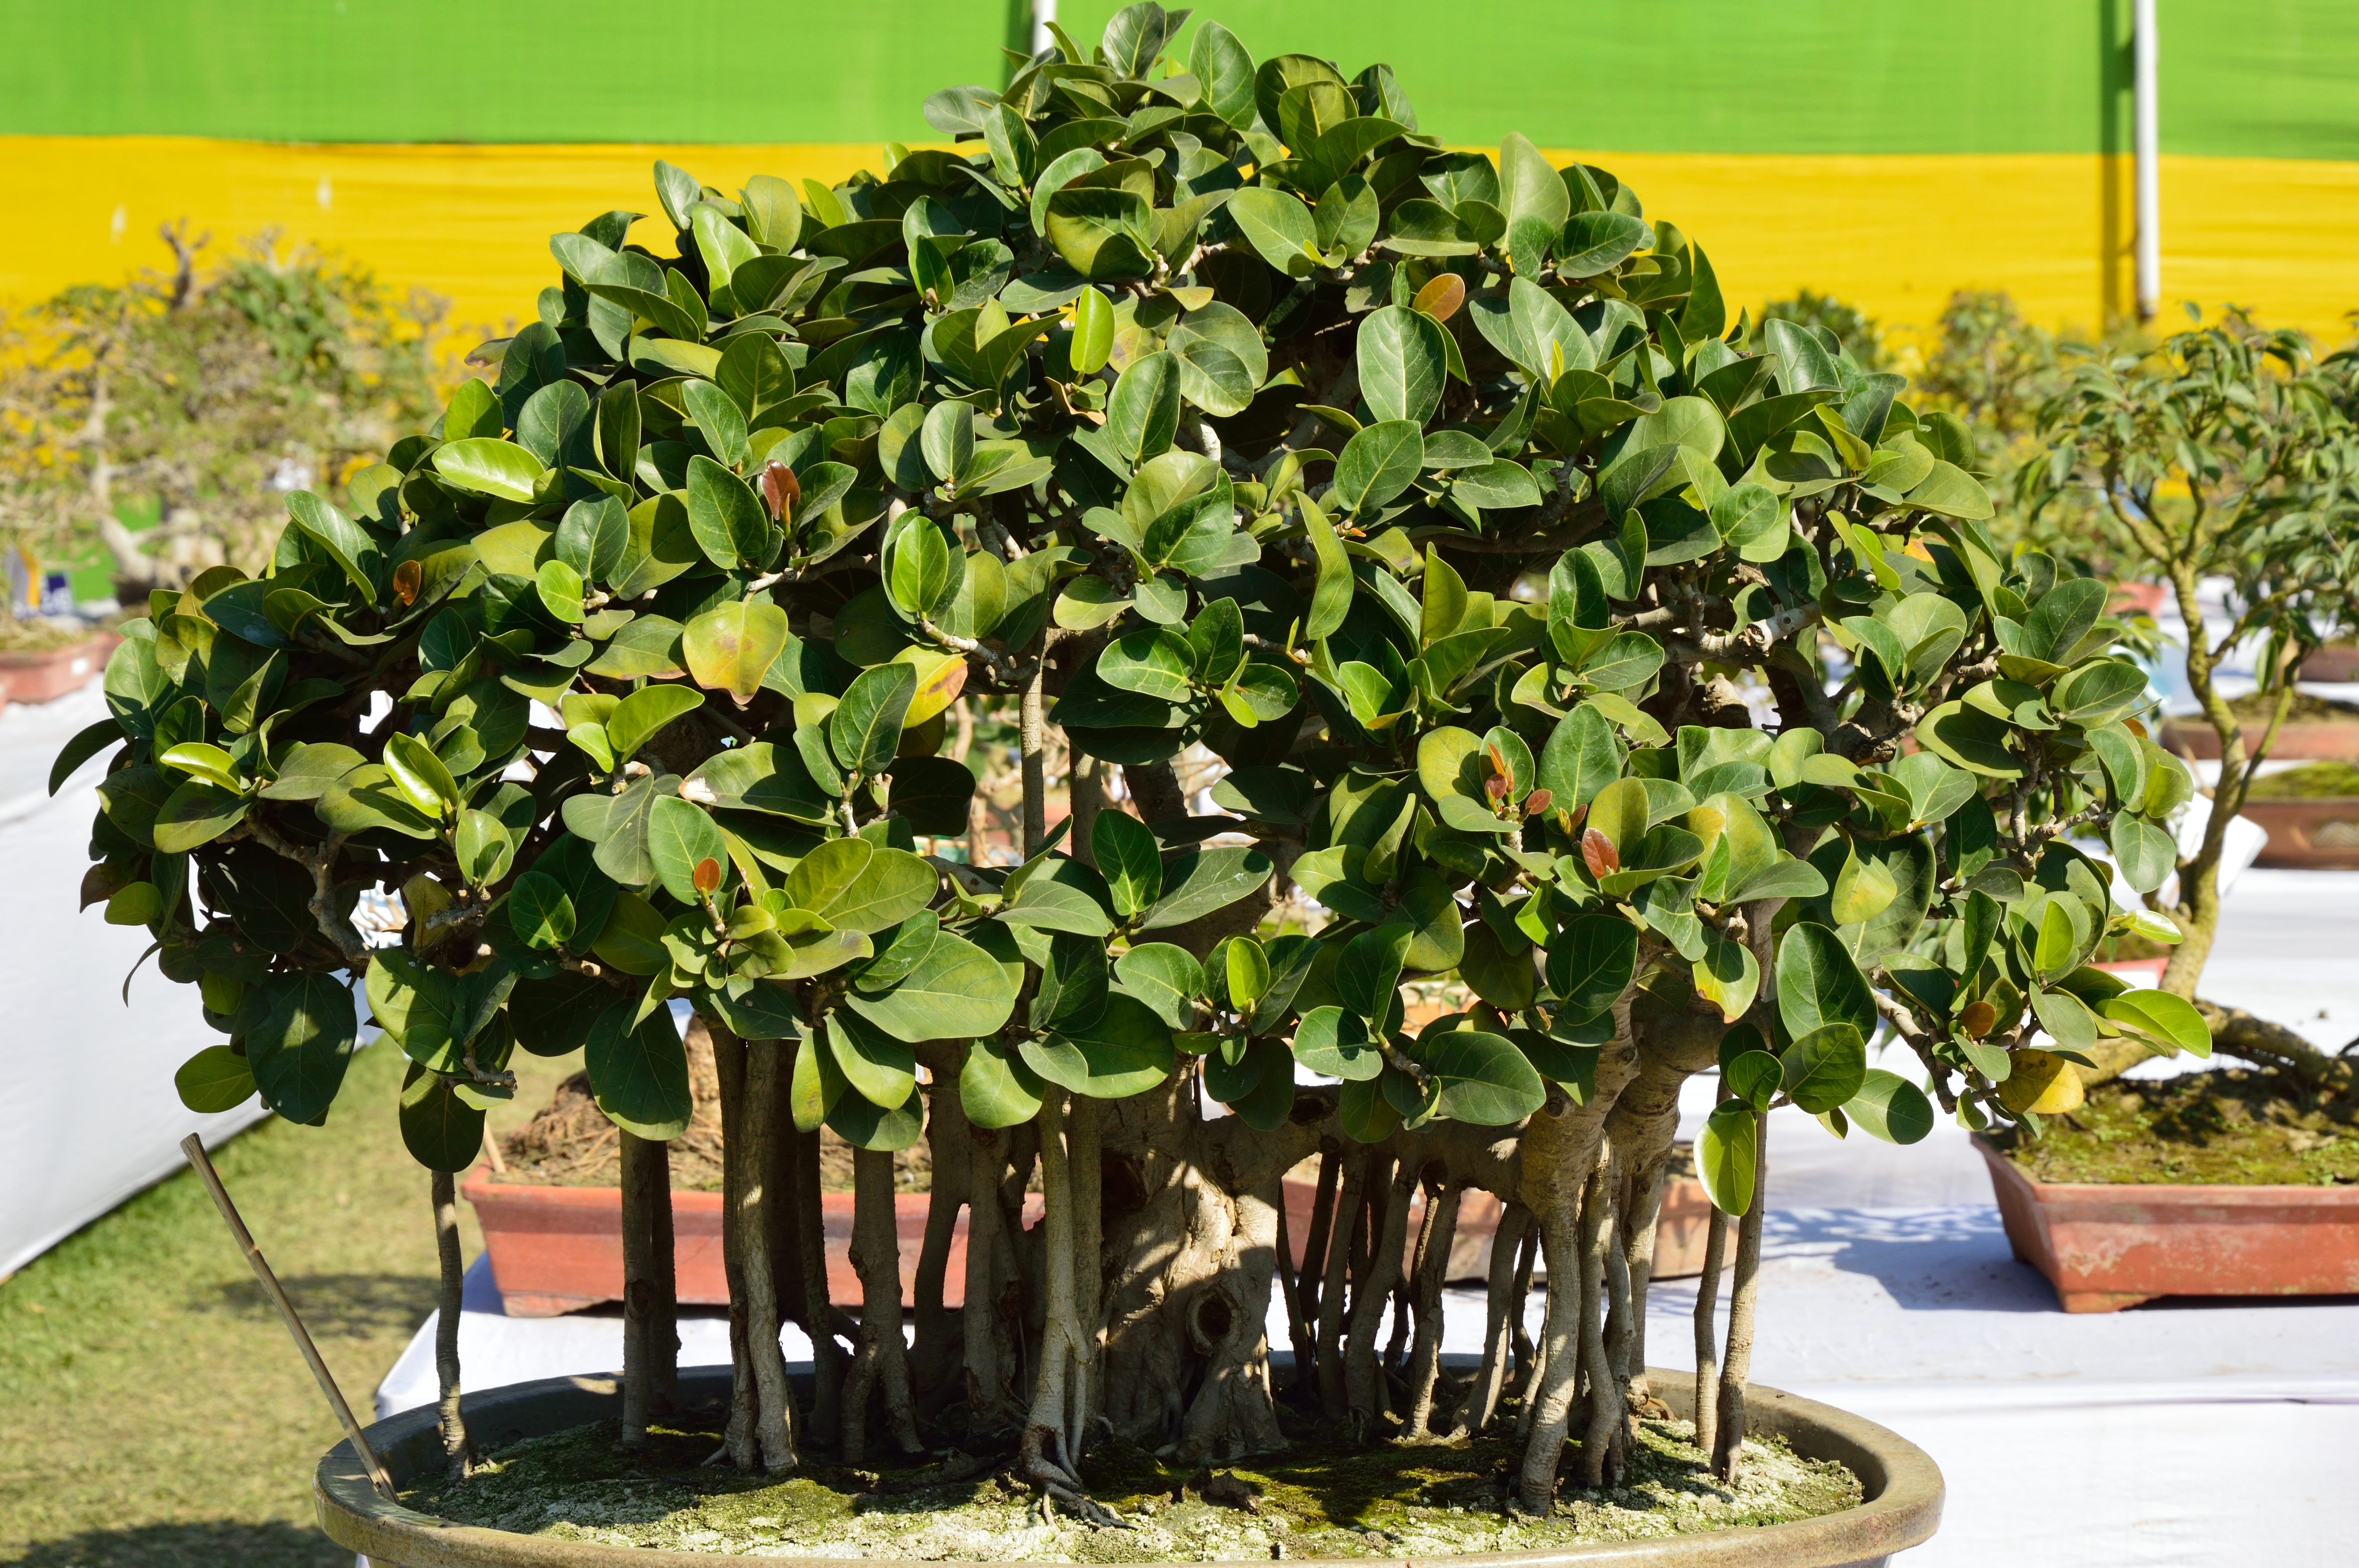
2026, 315, 2359, 1085
67, 4, 2207, 1517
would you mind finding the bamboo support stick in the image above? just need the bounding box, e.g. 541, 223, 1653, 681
179, 1134, 396, 1503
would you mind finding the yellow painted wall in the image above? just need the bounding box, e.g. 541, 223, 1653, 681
4, 137, 2355, 347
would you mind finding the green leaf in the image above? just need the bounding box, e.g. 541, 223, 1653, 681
1781, 1023, 1867, 1114
1829, 843, 1899, 926
1033, 932, 1110, 1035
240, 973, 359, 1125
845, 928, 1014, 1041
1226, 187, 1321, 277
685, 455, 770, 569
175, 1045, 256, 1113
1906, 459, 1994, 520
508, 871, 578, 951
1724, 1049, 1782, 1111
285, 492, 381, 606
1293, 1006, 1384, 1080
885, 755, 976, 835
1115, 943, 1204, 1030
1845, 1069, 1934, 1145
1546, 915, 1638, 1021
1693, 929, 1761, 1023
1108, 351, 1181, 464
2098, 989, 2212, 1058
1776, 923, 1876, 1040
683, 599, 789, 701
432, 437, 545, 503
605, 683, 705, 764
1337, 925, 1411, 1022
399, 1064, 487, 1172
1356, 306, 1447, 426
1098, 627, 1197, 702
1169, 302, 1269, 419
1332, 420, 1425, 515
784, 838, 936, 933
2109, 815, 2176, 895
1303, 503, 1354, 641
830, 662, 918, 778
647, 795, 727, 903
383, 731, 459, 818
1698, 1101, 1759, 1215
1093, 810, 1163, 920
1023, 993, 1175, 1098
1138, 846, 1272, 930
961, 1036, 1046, 1128
1069, 286, 1116, 377
828, 1009, 918, 1109
151, 779, 248, 854
585, 999, 692, 1139
1498, 132, 1570, 273
1424, 1030, 1546, 1125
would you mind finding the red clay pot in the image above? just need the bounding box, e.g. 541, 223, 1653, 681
467, 1163, 1718, 1318
2244, 798, 2359, 869
2301, 645, 2359, 682
2160, 717, 2359, 762
0, 633, 118, 704
1977, 1139, 2359, 1312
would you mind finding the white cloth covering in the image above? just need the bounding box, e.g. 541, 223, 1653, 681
0, 687, 267, 1281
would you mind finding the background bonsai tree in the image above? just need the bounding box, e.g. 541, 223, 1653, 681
2026, 314, 2359, 1084
68, 2, 2206, 1517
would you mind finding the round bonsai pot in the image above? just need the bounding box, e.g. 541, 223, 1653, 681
2243, 798, 2359, 869
2159, 717, 2359, 762
315, 1367, 1943, 1568
1977, 1138, 2359, 1312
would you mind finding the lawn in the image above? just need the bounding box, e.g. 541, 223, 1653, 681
0, 1038, 572, 1567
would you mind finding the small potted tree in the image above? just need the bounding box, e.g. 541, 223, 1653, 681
69, 8, 2197, 1559
1972, 317, 2359, 1309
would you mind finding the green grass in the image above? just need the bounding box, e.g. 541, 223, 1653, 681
0, 1038, 572, 1567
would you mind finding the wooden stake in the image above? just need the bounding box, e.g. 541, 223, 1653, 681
179, 1134, 397, 1502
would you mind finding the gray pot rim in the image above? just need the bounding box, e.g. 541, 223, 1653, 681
317, 1365, 1942, 1568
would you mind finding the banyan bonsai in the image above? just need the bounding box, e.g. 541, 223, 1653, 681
68, 3, 2210, 1526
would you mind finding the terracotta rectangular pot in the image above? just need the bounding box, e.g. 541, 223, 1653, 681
1977, 1138, 2359, 1312
0, 633, 118, 704
2244, 797, 2359, 869
2160, 717, 2359, 762
468, 1163, 1719, 1319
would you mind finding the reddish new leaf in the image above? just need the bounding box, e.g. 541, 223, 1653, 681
1581, 828, 1619, 878
759, 460, 801, 523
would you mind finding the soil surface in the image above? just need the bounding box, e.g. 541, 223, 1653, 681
414, 1408, 1861, 1560
2245, 762, 2359, 800
493, 1029, 930, 1194
2221, 690, 2359, 724
1996, 1066, 2359, 1185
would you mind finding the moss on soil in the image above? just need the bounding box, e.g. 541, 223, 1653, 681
2218, 690, 2359, 725
1996, 1066, 2359, 1185
2245, 762, 2359, 800
0, 619, 101, 654
414, 1407, 1860, 1560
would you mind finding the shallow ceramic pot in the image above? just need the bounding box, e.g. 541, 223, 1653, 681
2159, 717, 2359, 762
318, 1366, 1943, 1568
0, 633, 117, 704
1978, 1138, 2359, 1312
2241, 798, 2359, 869
2299, 645, 2359, 682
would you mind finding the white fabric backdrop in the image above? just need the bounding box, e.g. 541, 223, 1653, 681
0, 687, 265, 1280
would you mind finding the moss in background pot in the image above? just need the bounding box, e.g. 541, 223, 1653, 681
2245, 762, 2359, 800
1995, 1066, 2359, 1186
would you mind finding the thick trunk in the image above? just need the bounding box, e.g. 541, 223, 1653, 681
1515, 1005, 1642, 1514
794, 1123, 847, 1443
714, 1023, 795, 1472
912, 1067, 971, 1412
1712, 1111, 1768, 1481
1403, 1178, 1463, 1439
962, 1122, 1024, 1434
1314, 1148, 1367, 1417
618, 1128, 678, 1448
1692, 1205, 1728, 1459
1575, 1151, 1620, 1489
1344, 1161, 1414, 1436
844, 1145, 923, 1464
1453, 1200, 1529, 1437
431, 1169, 472, 1482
